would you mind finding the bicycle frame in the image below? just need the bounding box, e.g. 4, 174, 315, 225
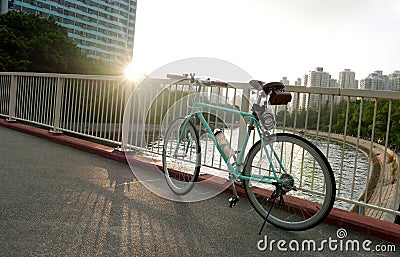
177, 95, 286, 185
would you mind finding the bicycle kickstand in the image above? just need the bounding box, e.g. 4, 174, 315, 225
228, 174, 240, 208
258, 191, 278, 235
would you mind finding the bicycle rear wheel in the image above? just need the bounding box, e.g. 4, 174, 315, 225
243, 133, 335, 231
162, 118, 201, 195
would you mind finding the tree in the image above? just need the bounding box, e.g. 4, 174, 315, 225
0, 11, 121, 75
0, 23, 30, 71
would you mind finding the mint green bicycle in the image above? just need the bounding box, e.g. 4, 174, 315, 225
162, 74, 336, 231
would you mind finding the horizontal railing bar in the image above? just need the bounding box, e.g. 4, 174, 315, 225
335, 195, 400, 216
12, 117, 53, 129
60, 128, 122, 146
286, 85, 400, 100
0, 72, 127, 81
285, 85, 341, 95
341, 88, 400, 99
5, 117, 122, 146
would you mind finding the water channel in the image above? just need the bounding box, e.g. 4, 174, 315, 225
146, 127, 369, 211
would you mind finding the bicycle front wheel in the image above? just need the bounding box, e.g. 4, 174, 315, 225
243, 133, 335, 231
162, 118, 201, 195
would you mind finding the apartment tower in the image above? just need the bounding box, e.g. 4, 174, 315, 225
2, 0, 137, 63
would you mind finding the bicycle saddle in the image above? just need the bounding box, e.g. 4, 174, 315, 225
249, 80, 285, 93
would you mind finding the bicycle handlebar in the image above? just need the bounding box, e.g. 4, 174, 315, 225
167, 74, 228, 88
210, 81, 228, 87
166, 74, 188, 80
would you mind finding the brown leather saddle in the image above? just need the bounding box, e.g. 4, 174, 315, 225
260, 81, 286, 92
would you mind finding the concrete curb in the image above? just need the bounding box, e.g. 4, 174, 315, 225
1, 118, 399, 245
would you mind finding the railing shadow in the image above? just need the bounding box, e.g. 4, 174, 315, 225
43, 162, 246, 256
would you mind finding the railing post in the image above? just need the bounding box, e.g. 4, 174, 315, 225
6, 75, 17, 122
121, 81, 133, 151
359, 200, 365, 215
51, 77, 64, 133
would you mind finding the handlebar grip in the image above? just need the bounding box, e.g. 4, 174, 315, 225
212, 81, 228, 87
166, 74, 187, 80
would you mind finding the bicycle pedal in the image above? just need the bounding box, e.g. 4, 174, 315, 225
229, 196, 239, 208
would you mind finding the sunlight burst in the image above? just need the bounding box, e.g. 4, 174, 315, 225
124, 63, 143, 82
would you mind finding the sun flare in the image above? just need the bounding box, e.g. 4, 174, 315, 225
124, 63, 143, 82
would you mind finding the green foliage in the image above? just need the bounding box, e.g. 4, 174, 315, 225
277, 99, 400, 146
0, 11, 121, 75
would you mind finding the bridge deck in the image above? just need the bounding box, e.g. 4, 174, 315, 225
0, 125, 398, 256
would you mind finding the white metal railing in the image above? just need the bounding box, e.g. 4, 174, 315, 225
0, 72, 399, 222
0, 72, 134, 144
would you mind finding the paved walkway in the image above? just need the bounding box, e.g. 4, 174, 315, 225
0, 125, 398, 256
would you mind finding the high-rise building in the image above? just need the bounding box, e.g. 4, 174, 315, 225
338, 69, 357, 89
294, 78, 301, 87
329, 78, 337, 88
307, 67, 330, 88
292, 78, 305, 112
329, 78, 341, 103
280, 76, 290, 86
301, 74, 309, 110
307, 67, 331, 108
360, 71, 389, 90
2, 0, 137, 63
303, 74, 308, 86
0, 0, 7, 13
388, 70, 400, 91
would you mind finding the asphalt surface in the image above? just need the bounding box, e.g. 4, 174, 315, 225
0, 125, 398, 256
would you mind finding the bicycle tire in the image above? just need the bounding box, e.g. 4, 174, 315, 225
162, 118, 201, 195
243, 133, 335, 231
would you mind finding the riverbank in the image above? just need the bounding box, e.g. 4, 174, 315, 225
293, 129, 399, 222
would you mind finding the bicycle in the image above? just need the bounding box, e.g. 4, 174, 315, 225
162, 73, 336, 231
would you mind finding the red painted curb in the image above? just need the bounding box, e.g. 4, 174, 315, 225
1, 118, 399, 245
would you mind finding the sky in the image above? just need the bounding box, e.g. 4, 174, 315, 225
131, 0, 400, 83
